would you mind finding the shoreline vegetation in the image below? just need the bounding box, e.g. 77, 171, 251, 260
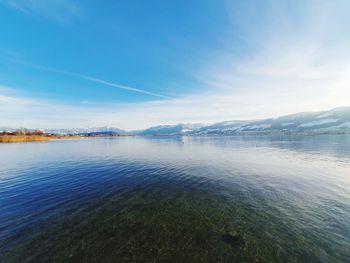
0, 134, 81, 143
0, 130, 128, 143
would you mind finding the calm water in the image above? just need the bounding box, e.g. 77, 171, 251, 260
0, 136, 350, 262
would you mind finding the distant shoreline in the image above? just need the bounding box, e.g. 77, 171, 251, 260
136, 131, 350, 137
1, 132, 348, 143
0, 134, 131, 143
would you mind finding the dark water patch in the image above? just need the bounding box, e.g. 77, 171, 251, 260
1, 182, 253, 262
1, 176, 342, 262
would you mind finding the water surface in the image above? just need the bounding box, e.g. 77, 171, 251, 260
0, 135, 350, 262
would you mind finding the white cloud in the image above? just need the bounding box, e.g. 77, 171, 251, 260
0, 86, 103, 128
186, 0, 350, 121
0, 0, 83, 21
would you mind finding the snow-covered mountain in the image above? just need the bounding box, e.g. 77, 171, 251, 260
131, 123, 206, 136
191, 107, 350, 135
44, 126, 127, 135
129, 107, 350, 136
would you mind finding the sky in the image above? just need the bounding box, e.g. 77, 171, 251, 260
0, 0, 350, 130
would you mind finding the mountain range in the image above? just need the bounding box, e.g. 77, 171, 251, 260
130, 107, 350, 136
1, 107, 350, 136
192, 107, 350, 135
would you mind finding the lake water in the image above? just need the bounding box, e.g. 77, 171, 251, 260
0, 135, 350, 262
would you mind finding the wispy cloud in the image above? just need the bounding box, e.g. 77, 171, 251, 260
0, 0, 83, 21
190, 0, 350, 114
32, 65, 171, 99
0, 85, 113, 128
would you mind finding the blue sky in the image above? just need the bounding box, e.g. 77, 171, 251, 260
1, 0, 350, 129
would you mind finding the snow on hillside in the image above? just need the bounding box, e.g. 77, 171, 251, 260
338, 121, 350, 128
190, 107, 350, 135
298, 119, 338, 128
281, 122, 294, 127
317, 112, 332, 119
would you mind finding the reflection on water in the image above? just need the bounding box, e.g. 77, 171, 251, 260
0, 135, 350, 262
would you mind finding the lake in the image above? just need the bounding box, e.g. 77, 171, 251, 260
0, 135, 350, 262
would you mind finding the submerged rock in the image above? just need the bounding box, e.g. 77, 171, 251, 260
222, 228, 241, 244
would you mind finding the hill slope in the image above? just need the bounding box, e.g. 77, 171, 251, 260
192, 107, 350, 135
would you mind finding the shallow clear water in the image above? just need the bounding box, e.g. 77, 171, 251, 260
0, 135, 350, 262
